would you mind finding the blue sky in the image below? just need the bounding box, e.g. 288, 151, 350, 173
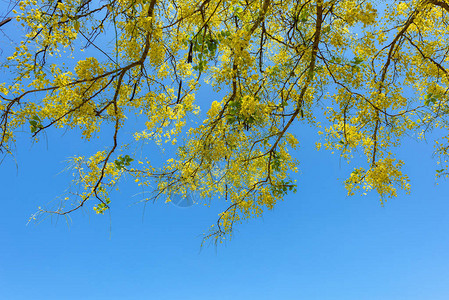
1, 120, 449, 299
1, 4, 449, 299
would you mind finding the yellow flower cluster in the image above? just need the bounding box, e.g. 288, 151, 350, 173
2, 0, 449, 243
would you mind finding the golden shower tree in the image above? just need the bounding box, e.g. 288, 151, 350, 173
1, 0, 449, 242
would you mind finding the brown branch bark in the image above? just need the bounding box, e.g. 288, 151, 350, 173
0, 17, 12, 28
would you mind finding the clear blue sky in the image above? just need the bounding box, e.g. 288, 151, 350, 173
1, 5, 449, 300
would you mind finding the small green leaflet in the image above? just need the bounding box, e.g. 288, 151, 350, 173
29, 115, 43, 133
114, 154, 134, 170
424, 93, 439, 106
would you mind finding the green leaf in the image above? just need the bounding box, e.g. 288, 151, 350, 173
115, 155, 133, 170
424, 93, 439, 106
29, 116, 43, 133
352, 57, 363, 65
322, 24, 331, 34
74, 20, 80, 32
298, 9, 310, 23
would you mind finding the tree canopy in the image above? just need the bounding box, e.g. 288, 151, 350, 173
1, 0, 449, 242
